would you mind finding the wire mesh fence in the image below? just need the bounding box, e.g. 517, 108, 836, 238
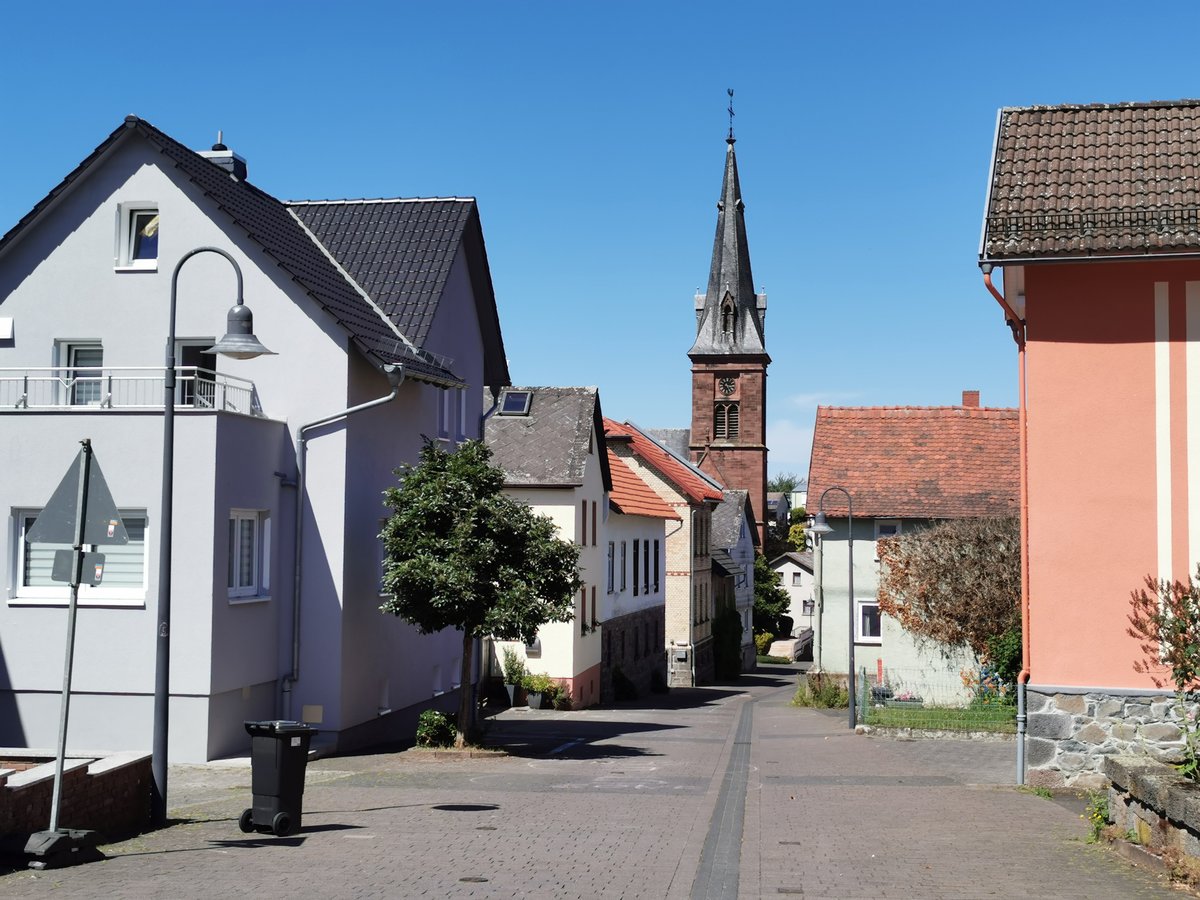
857, 663, 1016, 734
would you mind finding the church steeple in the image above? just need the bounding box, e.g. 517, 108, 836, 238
689, 136, 768, 359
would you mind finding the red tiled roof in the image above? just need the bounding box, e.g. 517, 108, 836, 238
604, 418, 724, 506
807, 406, 1019, 519
982, 101, 1200, 261
607, 451, 680, 520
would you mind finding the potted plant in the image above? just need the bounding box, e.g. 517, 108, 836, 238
524, 672, 555, 709
501, 647, 526, 707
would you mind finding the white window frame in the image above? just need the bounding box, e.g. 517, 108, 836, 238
874, 519, 902, 539
115, 202, 159, 270
856, 598, 882, 644
792, 571, 803, 586
437, 388, 452, 441
10, 508, 148, 607
228, 509, 271, 602
57, 341, 104, 407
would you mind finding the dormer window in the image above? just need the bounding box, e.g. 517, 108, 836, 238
117, 203, 159, 269
498, 390, 532, 416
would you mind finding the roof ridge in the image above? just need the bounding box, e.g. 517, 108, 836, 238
818, 405, 1018, 414
285, 197, 476, 206
1001, 99, 1200, 112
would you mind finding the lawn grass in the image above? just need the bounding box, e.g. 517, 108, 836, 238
757, 654, 793, 665
864, 703, 1016, 733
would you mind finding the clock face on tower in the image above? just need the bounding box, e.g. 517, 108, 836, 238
718, 377, 736, 396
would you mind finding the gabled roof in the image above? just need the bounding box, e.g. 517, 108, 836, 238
642, 427, 691, 460
712, 489, 758, 549
483, 387, 612, 490
807, 405, 1019, 519
607, 451, 680, 520
0, 116, 510, 387
770, 550, 813, 572
710, 548, 744, 578
690, 137, 767, 359
981, 100, 1200, 263
604, 418, 723, 506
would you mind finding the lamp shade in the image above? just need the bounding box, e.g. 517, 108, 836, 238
206, 303, 275, 360
808, 512, 833, 536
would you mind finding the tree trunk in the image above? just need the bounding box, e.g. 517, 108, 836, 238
455, 630, 475, 748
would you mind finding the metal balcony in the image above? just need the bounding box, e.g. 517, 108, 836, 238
0, 367, 264, 416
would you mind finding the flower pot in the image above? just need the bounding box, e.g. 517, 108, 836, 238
505, 683, 517, 707
527, 691, 544, 710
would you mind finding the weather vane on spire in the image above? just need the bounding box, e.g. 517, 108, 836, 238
727, 88, 735, 142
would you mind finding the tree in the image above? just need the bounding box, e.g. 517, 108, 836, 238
379, 440, 581, 746
875, 517, 1020, 671
767, 472, 805, 493
753, 553, 791, 636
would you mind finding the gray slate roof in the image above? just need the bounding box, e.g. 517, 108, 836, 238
770, 551, 813, 572
484, 387, 613, 490
0, 117, 509, 388
643, 428, 691, 460
712, 489, 755, 549
710, 548, 744, 578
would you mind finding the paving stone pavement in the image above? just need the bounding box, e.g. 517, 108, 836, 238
0, 667, 1182, 898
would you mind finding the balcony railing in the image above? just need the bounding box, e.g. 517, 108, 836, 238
0, 367, 264, 417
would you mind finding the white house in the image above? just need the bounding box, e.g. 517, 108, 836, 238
711, 490, 757, 672
0, 116, 510, 761
483, 386, 612, 708
771, 550, 814, 640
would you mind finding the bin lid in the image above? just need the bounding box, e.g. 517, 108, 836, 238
244, 720, 317, 736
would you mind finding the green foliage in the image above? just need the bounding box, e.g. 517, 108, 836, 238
753, 553, 791, 635
789, 507, 807, 525
757, 654, 792, 664
523, 672, 555, 694
787, 522, 807, 551
712, 606, 744, 679
754, 631, 775, 655
1083, 791, 1109, 843
501, 647, 526, 685
379, 440, 581, 741
876, 517, 1020, 658
767, 472, 803, 493
792, 672, 848, 708
1128, 569, 1200, 781
983, 628, 1022, 688
1019, 785, 1053, 799
415, 709, 455, 748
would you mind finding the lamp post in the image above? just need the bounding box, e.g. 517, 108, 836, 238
153, 247, 273, 826
808, 486, 855, 730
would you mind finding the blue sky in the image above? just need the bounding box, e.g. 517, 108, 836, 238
3, 2, 1199, 478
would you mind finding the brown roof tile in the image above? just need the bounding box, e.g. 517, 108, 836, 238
807, 406, 1018, 519
607, 451, 680, 520
982, 100, 1200, 262
603, 418, 724, 506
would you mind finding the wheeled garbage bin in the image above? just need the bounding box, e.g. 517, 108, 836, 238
239, 720, 316, 836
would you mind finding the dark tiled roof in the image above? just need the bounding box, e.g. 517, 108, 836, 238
484, 387, 612, 489
710, 548, 744, 578
770, 551, 813, 572
607, 451, 679, 520
604, 419, 723, 506
807, 406, 1019, 519
982, 101, 1200, 262
712, 489, 752, 549
0, 117, 505, 386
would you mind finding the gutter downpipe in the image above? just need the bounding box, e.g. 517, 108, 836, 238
282, 364, 406, 719
982, 263, 1030, 785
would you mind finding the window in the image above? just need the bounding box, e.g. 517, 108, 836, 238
437, 388, 452, 440
580, 588, 588, 635
632, 540, 639, 596
642, 539, 650, 594
228, 510, 270, 600
721, 300, 735, 336
592, 500, 597, 547
65, 343, 104, 406
607, 541, 615, 593
714, 402, 739, 439
792, 572, 803, 586
590, 586, 596, 626
457, 388, 468, 440
117, 203, 159, 269
620, 541, 627, 590
13, 508, 147, 606
581, 500, 588, 545
857, 599, 882, 643
497, 390, 532, 416
874, 520, 902, 539
653, 540, 660, 592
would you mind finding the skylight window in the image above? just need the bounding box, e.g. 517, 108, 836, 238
498, 390, 532, 416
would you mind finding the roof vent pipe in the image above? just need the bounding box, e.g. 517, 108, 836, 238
199, 130, 247, 181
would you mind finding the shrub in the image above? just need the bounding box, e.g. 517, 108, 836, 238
501, 647, 526, 685
792, 672, 848, 708
524, 672, 555, 694
754, 632, 775, 656
415, 709, 455, 747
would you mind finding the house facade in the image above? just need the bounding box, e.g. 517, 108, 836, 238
711, 489, 757, 672
979, 100, 1200, 787
770, 550, 814, 640
0, 117, 509, 762
605, 419, 723, 686
601, 449, 675, 700
807, 397, 1018, 705
483, 386, 612, 708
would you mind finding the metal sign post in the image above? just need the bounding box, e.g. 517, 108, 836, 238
24, 439, 127, 869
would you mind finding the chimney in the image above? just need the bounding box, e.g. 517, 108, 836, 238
962, 390, 980, 408
199, 130, 248, 181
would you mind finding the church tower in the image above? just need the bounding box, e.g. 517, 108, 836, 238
688, 129, 769, 544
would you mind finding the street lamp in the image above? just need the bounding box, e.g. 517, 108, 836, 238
153, 247, 273, 826
808, 485, 855, 730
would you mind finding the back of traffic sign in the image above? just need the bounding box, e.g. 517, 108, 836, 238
26, 448, 128, 546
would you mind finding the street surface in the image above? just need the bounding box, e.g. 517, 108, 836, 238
0, 666, 1179, 898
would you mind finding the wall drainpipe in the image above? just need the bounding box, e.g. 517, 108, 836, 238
282, 364, 406, 720
982, 263, 1030, 784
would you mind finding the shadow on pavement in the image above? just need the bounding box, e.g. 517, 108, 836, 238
483, 717, 684, 757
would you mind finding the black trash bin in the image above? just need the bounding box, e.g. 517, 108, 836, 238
239, 720, 316, 837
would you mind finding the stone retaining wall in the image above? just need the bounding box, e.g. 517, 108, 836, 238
1027, 689, 1191, 790
1105, 755, 1200, 858
0, 751, 151, 838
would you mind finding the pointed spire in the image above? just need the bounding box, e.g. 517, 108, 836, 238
689, 131, 767, 357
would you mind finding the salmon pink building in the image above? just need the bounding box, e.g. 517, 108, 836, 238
979, 101, 1200, 787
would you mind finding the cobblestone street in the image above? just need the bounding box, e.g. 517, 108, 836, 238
0, 668, 1179, 898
